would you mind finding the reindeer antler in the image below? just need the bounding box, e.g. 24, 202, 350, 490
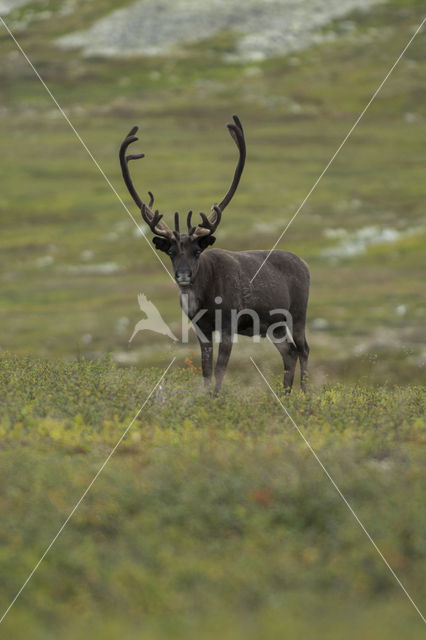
191, 205, 222, 238
192, 115, 245, 238
140, 205, 172, 240
121, 117, 245, 241
120, 127, 173, 238
218, 115, 246, 212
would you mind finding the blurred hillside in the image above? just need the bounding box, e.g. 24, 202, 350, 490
0, 0, 425, 385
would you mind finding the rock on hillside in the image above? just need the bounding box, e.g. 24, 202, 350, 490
0, 0, 30, 15
57, 0, 386, 61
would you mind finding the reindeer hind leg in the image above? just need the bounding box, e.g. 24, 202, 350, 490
273, 340, 298, 392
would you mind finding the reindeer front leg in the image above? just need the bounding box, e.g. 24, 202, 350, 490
198, 331, 213, 387
214, 333, 233, 395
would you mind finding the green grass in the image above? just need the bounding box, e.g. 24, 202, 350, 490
0, 0, 425, 382
0, 355, 425, 638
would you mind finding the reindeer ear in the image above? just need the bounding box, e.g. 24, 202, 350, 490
197, 235, 216, 252
153, 236, 171, 253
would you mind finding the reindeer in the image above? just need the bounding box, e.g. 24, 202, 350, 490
120, 116, 310, 394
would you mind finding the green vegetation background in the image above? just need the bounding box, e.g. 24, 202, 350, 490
0, 0, 424, 383
0, 0, 425, 637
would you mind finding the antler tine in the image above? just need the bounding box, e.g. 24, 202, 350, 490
174, 211, 180, 233
187, 211, 196, 235
141, 205, 171, 239
198, 212, 212, 229
126, 152, 145, 161
207, 204, 222, 232
212, 203, 222, 227
120, 126, 173, 238
218, 114, 246, 212
193, 205, 222, 238
173, 212, 181, 241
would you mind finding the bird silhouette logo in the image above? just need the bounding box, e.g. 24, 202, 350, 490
129, 293, 178, 343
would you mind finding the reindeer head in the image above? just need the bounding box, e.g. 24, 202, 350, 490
119, 116, 246, 287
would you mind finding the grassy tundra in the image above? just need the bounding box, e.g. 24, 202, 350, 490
0, 0, 425, 637
0, 355, 425, 638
